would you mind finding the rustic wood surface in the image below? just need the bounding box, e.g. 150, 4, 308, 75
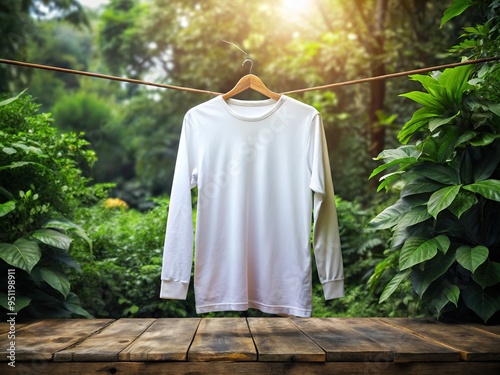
339, 318, 460, 363
188, 318, 256, 361
54, 318, 153, 362
292, 317, 392, 362
247, 317, 325, 362
0, 319, 113, 361
1, 317, 499, 375
381, 317, 500, 361
119, 318, 200, 362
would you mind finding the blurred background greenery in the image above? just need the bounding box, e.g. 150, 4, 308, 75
0, 0, 497, 320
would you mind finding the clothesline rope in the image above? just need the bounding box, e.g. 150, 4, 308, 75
1, 56, 499, 95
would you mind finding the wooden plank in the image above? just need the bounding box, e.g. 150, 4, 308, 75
0, 319, 113, 361
6, 361, 500, 375
292, 317, 392, 362
340, 318, 459, 363
381, 318, 500, 361
188, 318, 256, 361
467, 323, 500, 336
0, 321, 35, 334
54, 318, 154, 362
119, 318, 200, 361
247, 318, 325, 362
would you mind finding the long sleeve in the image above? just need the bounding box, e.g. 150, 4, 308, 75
160, 118, 198, 300
309, 114, 345, 300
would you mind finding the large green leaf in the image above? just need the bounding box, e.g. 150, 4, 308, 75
401, 178, 445, 197
43, 219, 93, 251
376, 171, 405, 192
379, 269, 412, 303
399, 91, 444, 111
0, 239, 41, 273
428, 112, 460, 132
462, 284, 500, 323
407, 73, 447, 99
44, 247, 82, 271
63, 292, 93, 318
472, 261, 500, 289
31, 266, 71, 298
469, 133, 500, 147
431, 279, 460, 315
456, 245, 489, 273
443, 280, 460, 308
414, 164, 460, 185
400, 235, 450, 270
438, 65, 474, 103
463, 180, 500, 202
440, 0, 474, 27
0, 201, 15, 217
30, 229, 72, 251
447, 190, 477, 218
427, 185, 461, 219
0, 293, 31, 313
411, 250, 457, 297
455, 130, 478, 147
369, 199, 413, 230
369, 157, 417, 179
398, 107, 441, 144
473, 142, 500, 182
399, 237, 435, 270
398, 206, 432, 228
436, 127, 462, 163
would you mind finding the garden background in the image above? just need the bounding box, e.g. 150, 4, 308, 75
1, 0, 499, 323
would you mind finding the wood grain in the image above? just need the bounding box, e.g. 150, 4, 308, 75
381, 318, 500, 361
6, 361, 500, 375
0, 319, 113, 361
292, 317, 392, 362
54, 318, 154, 362
188, 318, 256, 361
466, 323, 500, 336
119, 318, 200, 361
340, 318, 459, 363
248, 317, 325, 362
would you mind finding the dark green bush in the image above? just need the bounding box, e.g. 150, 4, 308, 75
0, 92, 101, 319
70, 198, 196, 318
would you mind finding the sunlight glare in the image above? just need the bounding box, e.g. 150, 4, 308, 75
281, 0, 314, 14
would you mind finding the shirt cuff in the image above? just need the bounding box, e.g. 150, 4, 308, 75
322, 279, 344, 300
160, 279, 189, 299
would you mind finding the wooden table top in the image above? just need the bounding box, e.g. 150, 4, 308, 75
1, 317, 499, 374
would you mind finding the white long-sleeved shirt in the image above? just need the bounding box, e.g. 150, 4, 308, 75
160, 95, 344, 317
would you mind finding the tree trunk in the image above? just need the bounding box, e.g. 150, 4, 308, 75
369, 0, 388, 158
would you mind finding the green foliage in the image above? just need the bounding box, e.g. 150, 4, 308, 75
0, 0, 89, 93
440, 0, 474, 28
69, 198, 196, 318
312, 197, 416, 317
370, 63, 500, 323
0, 92, 97, 319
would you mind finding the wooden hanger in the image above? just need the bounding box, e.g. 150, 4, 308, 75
222, 59, 282, 101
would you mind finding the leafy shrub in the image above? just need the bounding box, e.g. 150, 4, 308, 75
369, 0, 500, 324
369, 64, 500, 323
70, 198, 197, 318
0, 92, 100, 319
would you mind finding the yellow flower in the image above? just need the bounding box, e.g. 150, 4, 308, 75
105, 198, 129, 209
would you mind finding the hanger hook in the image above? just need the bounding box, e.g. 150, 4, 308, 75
242, 58, 253, 74
221, 40, 254, 74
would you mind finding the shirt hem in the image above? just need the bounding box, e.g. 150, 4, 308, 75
196, 301, 312, 318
